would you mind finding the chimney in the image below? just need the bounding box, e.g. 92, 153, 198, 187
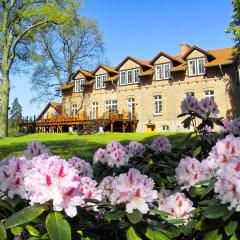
180, 43, 191, 57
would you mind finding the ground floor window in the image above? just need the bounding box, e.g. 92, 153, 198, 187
162, 125, 169, 131
153, 95, 162, 115
105, 100, 118, 113
204, 90, 214, 100
127, 98, 135, 118
92, 102, 98, 119
185, 92, 195, 97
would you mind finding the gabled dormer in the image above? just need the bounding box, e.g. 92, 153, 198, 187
150, 52, 182, 80
181, 46, 215, 77
72, 69, 94, 93
116, 56, 152, 85
92, 64, 118, 89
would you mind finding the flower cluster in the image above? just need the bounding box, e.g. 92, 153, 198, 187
220, 118, 240, 135
25, 141, 51, 160
93, 140, 146, 168
181, 95, 219, 118
157, 191, 195, 221
110, 168, 158, 213
150, 136, 171, 153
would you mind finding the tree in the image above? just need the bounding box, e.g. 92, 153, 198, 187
0, 0, 81, 137
227, 0, 240, 53
30, 16, 104, 102
10, 97, 22, 128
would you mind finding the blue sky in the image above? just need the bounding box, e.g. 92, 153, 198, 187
10, 0, 233, 116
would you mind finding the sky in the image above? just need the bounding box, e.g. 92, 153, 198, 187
10, 0, 234, 117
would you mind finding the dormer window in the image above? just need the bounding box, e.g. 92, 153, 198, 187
96, 74, 107, 89
155, 63, 170, 80
119, 68, 140, 85
188, 58, 206, 76
74, 79, 85, 92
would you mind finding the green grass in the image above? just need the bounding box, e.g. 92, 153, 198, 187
0, 132, 189, 161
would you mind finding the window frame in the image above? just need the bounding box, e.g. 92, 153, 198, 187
155, 63, 171, 80
188, 57, 206, 77
105, 100, 118, 113
79, 78, 85, 92
153, 95, 162, 115
204, 90, 214, 100
119, 68, 141, 86
74, 80, 80, 92
95, 74, 107, 89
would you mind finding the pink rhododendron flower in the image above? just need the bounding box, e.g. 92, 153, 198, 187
181, 95, 199, 112
156, 189, 171, 210
220, 119, 233, 133
110, 168, 158, 214
25, 141, 51, 160
197, 98, 219, 118
93, 148, 109, 165
99, 176, 114, 198
126, 141, 146, 157
151, 136, 171, 153
68, 156, 93, 178
106, 141, 123, 152
175, 157, 205, 190
214, 159, 240, 211
158, 192, 195, 221
0, 157, 28, 198
230, 117, 240, 135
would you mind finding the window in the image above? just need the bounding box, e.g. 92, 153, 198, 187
153, 96, 162, 115
188, 58, 206, 76
72, 104, 78, 116
185, 92, 195, 97
79, 79, 85, 92
204, 90, 214, 100
75, 80, 80, 92
127, 98, 135, 118
155, 63, 171, 80
92, 102, 98, 119
162, 125, 169, 131
119, 68, 141, 85
127, 70, 133, 84
120, 71, 126, 85
95, 74, 107, 89
105, 100, 118, 113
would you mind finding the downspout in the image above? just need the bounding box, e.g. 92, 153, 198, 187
219, 64, 228, 118
111, 79, 119, 112
170, 73, 177, 131
138, 77, 144, 132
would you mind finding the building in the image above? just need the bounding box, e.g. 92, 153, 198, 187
37, 44, 240, 133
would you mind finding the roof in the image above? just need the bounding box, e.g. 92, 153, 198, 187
61, 83, 74, 91
37, 102, 62, 120
170, 64, 186, 72
150, 51, 182, 65
116, 56, 152, 70
205, 47, 235, 67
72, 69, 94, 79
181, 45, 216, 61
92, 64, 118, 75
139, 69, 154, 77
104, 75, 119, 83
83, 80, 95, 86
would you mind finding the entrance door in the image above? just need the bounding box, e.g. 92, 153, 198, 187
92, 102, 98, 119
127, 98, 135, 119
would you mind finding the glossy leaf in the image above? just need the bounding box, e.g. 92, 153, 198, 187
105, 210, 126, 221
26, 224, 40, 237
0, 221, 6, 240
127, 226, 142, 240
127, 210, 143, 224
202, 203, 228, 219
46, 212, 71, 240
224, 221, 238, 236
203, 229, 222, 240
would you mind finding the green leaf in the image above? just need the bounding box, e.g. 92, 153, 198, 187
202, 203, 228, 219
127, 210, 143, 224
11, 226, 23, 236
154, 231, 170, 240
26, 224, 40, 237
144, 228, 154, 240
224, 221, 238, 236
193, 146, 202, 157
127, 226, 142, 240
167, 219, 185, 225
0, 221, 6, 240
0, 199, 13, 211
46, 212, 71, 240
230, 233, 238, 240
5, 205, 47, 229
105, 210, 126, 221
203, 229, 222, 240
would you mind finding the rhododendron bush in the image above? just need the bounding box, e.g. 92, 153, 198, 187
1, 97, 240, 239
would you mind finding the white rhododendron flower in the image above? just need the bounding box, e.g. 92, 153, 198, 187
25, 140, 51, 160
158, 192, 195, 221
110, 168, 158, 214
156, 189, 171, 210
151, 136, 171, 153
215, 159, 240, 211
126, 141, 146, 157
99, 176, 114, 198
175, 156, 205, 190
68, 156, 93, 178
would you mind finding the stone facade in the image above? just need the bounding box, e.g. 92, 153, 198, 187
60, 45, 240, 132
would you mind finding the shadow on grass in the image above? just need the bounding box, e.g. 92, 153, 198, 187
0, 132, 194, 162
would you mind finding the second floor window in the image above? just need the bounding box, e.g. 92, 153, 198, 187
155, 63, 171, 80
75, 79, 85, 92
96, 74, 107, 89
75, 80, 80, 92
204, 90, 214, 100
105, 100, 118, 113
79, 79, 85, 91
153, 95, 162, 115
120, 68, 141, 85
188, 58, 206, 76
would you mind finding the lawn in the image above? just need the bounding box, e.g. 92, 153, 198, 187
0, 132, 189, 161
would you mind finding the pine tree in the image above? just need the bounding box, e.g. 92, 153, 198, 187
10, 98, 23, 128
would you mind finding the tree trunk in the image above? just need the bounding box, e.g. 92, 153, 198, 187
0, 72, 10, 137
